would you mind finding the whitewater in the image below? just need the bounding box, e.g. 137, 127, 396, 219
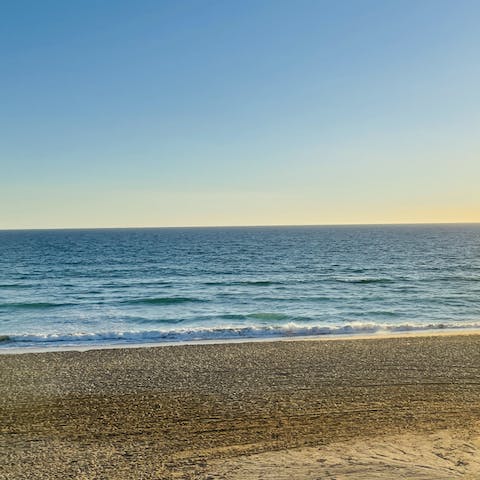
1, 225, 479, 350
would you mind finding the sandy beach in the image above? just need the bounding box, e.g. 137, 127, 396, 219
2, 333, 480, 479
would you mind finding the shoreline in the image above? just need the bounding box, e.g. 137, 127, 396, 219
2, 326, 480, 355
2, 333, 480, 478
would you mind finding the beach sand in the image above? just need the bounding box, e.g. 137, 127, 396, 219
2, 334, 480, 479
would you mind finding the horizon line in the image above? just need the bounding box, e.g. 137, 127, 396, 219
1, 221, 480, 232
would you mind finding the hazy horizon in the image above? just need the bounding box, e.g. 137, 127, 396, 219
1, 221, 480, 232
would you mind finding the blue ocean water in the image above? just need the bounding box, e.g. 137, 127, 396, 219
1, 225, 480, 350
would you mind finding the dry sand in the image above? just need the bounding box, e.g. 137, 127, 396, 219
209, 429, 480, 479
1, 334, 480, 479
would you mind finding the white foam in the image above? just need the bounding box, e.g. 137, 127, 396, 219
3, 320, 480, 349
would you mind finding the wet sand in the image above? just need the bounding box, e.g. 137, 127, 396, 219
2, 334, 480, 479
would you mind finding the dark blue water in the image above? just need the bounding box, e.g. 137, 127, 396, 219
1, 225, 480, 350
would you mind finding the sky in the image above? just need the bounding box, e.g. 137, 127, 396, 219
1, 0, 479, 229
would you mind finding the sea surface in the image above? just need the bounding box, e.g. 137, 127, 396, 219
1, 225, 480, 351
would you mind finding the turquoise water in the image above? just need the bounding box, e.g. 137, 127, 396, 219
1, 225, 480, 350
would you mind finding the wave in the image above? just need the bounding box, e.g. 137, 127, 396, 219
130, 317, 186, 325
218, 313, 310, 321
101, 280, 173, 288
246, 312, 290, 321
204, 280, 282, 287
251, 296, 331, 303
0, 283, 33, 289
3, 321, 480, 347
0, 302, 72, 310
122, 297, 208, 306
424, 275, 480, 283
335, 277, 393, 284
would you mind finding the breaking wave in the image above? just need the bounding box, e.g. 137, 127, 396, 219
2, 321, 480, 349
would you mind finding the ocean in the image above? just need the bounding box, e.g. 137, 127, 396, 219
1, 225, 479, 351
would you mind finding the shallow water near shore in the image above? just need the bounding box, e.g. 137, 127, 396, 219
1, 224, 480, 350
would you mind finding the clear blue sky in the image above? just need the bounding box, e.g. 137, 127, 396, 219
1, 0, 479, 228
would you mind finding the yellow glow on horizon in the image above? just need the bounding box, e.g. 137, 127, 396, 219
1, 184, 479, 230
